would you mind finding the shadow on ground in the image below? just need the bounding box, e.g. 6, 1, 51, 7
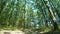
42, 31, 60, 34
23, 29, 60, 34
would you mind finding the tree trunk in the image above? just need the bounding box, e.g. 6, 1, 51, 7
49, 8, 59, 31
42, 0, 59, 31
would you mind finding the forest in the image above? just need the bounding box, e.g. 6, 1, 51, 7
0, 0, 60, 34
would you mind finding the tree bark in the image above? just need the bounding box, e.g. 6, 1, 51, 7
42, 0, 59, 31
49, 8, 59, 31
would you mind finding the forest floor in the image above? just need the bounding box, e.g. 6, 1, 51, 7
42, 30, 60, 34
0, 30, 25, 34
0, 30, 60, 34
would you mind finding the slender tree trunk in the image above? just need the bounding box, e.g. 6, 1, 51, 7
45, 20, 48, 27
49, 8, 58, 31
42, 0, 59, 31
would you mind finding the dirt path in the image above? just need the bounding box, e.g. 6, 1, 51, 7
0, 30, 25, 34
